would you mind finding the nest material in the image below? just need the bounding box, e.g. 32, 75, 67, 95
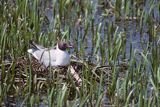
1, 56, 128, 106
15, 57, 83, 86
1, 56, 129, 105
15, 57, 121, 86
2, 56, 128, 88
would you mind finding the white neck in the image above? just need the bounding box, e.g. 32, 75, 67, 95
56, 44, 59, 50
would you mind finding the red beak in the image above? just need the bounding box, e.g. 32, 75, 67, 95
68, 45, 73, 48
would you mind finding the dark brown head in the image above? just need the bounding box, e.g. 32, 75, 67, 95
57, 42, 73, 51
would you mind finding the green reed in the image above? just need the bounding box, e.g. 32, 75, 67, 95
0, 0, 160, 106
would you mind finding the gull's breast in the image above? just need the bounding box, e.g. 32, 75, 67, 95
55, 50, 70, 66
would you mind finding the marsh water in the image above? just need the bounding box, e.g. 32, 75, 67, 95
44, 0, 159, 62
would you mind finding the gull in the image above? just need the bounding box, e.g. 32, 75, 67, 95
27, 40, 72, 67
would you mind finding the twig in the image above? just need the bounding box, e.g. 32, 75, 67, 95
69, 65, 82, 86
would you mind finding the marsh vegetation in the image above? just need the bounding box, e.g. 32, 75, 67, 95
0, 0, 160, 106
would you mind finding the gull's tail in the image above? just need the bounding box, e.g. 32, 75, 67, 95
28, 40, 43, 54
29, 40, 38, 49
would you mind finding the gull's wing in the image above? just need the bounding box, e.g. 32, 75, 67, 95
29, 40, 46, 50
28, 48, 57, 67
39, 49, 57, 67
28, 40, 58, 67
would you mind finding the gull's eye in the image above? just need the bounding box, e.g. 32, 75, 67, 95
63, 43, 67, 48
58, 42, 68, 51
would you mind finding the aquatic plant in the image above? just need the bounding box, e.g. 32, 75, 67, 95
0, 0, 159, 106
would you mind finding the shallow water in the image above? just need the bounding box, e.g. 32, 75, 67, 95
42, 0, 159, 106
43, 0, 159, 63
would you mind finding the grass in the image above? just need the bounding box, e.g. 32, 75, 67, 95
0, 0, 160, 106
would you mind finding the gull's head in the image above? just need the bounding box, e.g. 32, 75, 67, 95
57, 42, 73, 51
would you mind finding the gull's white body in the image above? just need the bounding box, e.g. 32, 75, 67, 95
28, 43, 70, 67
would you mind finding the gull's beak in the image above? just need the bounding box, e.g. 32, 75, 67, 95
68, 45, 73, 48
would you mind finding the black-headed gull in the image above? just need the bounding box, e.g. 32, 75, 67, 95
27, 40, 72, 67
